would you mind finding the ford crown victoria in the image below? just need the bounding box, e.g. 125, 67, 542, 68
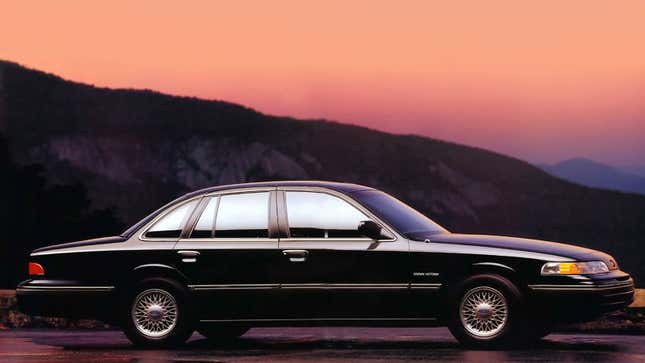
17, 181, 634, 347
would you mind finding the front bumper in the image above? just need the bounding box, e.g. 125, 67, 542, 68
16, 279, 115, 320
528, 272, 635, 322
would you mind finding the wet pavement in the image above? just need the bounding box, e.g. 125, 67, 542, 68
0, 327, 644, 362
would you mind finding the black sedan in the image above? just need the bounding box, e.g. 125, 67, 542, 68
17, 181, 634, 347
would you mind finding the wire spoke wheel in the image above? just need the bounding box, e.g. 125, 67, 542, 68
459, 286, 508, 338
131, 288, 178, 339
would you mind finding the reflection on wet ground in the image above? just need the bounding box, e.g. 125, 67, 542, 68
0, 327, 643, 362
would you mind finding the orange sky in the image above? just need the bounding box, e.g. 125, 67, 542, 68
2, 1, 645, 164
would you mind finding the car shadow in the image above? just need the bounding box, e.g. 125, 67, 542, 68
52, 334, 620, 353
189, 336, 619, 352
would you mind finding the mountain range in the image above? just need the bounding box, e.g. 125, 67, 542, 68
621, 165, 645, 178
1, 60, 644, 287
540, 158, 645, 195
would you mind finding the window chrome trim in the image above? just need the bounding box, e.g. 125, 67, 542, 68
177, 238, 279, 243
280, 237, 378, 242
146, 186, 401, 243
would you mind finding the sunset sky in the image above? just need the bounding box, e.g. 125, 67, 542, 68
2, 1, 644, 165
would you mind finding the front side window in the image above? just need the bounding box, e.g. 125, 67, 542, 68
285, 191, 369, 238
145, 199, 199, 238
214, 192, 269, 238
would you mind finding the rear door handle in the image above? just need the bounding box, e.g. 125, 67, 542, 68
177, 250, 200, 263
282, 249, 308, 262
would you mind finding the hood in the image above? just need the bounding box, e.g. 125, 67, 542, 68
413, 232, 614, 263
32, 236, 127, 254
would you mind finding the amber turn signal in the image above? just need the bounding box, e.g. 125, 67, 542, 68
541, 261, 609, 275
28, 262, 45, 276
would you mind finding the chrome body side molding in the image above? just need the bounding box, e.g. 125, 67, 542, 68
16, 285, 115, 293
188, 283, 442, 291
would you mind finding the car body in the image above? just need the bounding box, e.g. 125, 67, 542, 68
17, 181, 634, 347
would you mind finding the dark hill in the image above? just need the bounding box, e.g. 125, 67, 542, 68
1, 60, 644, 286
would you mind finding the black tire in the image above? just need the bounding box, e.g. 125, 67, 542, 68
447, 274, 525, 348
198, 325, 250, 343
121, 278, 195, 347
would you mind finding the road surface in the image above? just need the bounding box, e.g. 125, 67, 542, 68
0, 327, 644, 362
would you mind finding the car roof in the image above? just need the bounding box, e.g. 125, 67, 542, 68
187, 180, 373, 197
121, 180, 373, 238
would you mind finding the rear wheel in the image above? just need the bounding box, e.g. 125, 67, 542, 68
447, 274, 526, 348
121, 278, 194, 347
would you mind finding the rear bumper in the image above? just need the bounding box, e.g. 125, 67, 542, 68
528, 275, 635, 322
16, 280, 115, 320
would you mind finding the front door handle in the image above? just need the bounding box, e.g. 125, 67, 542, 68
177, 250, 200, 263
282, 249, 308, 262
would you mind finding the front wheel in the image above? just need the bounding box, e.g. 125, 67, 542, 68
121, 278, 195, 347
447, 274, 525, 348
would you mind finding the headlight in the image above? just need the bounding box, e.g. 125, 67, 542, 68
541, 261, 609, 275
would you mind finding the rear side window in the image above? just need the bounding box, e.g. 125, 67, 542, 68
190, 197, 218, 238
214, 192, 269, 238
145, 199, 199, 238
285, 191, 369, 238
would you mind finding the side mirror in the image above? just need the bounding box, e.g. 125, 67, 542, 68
358, 220, 384, 240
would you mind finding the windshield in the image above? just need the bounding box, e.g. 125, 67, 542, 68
352, 190, 448, 237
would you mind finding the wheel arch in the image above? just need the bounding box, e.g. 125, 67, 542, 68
467, 262, 527, 292
437, 261, 527, 320
116, 264, 191, 292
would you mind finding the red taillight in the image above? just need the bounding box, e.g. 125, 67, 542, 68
28, 262, 45, 276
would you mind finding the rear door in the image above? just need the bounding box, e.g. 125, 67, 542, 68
173, 188, 284, 320
276, 187, 412, 319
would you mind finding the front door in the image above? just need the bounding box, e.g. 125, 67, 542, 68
173, 188, 283, 320
276, 188, 411, 320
